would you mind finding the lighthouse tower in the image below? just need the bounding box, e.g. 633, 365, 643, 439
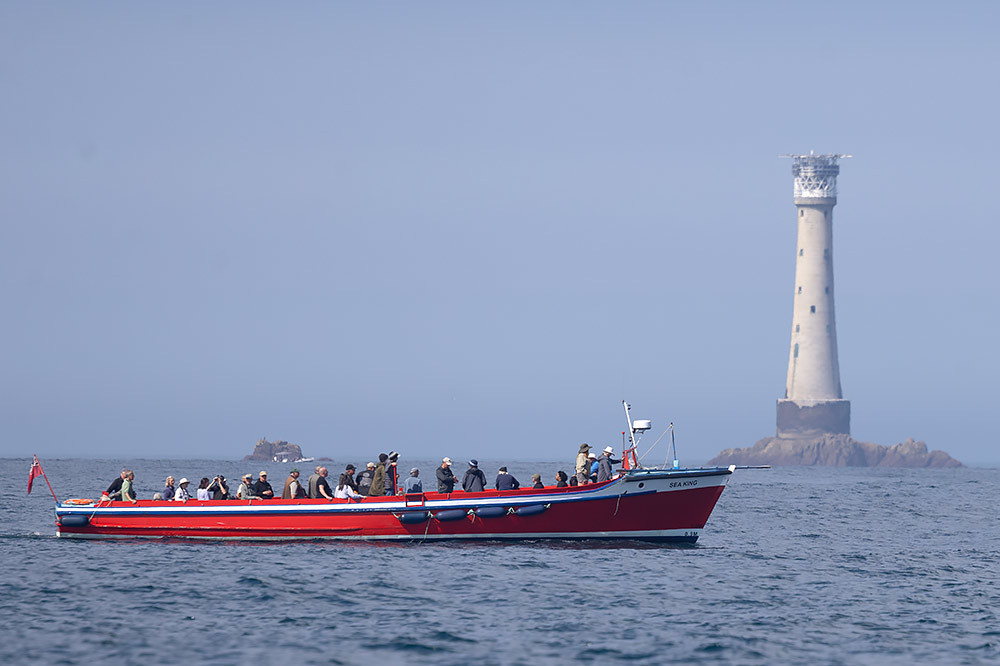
776, 153, 851, 437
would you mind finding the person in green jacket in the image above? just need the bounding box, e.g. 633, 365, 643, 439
369, 453, 389, 496
121, 470, 138, 504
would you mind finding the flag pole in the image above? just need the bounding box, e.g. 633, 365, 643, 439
35, 454, 59, 504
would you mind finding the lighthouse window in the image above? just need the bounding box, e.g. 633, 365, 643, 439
797, 286, 802, 294
825, 286, 829, 294
824, 249, 830, 258
800, 210, 804, 217
799, 249, 804, 256
810, 305, 816, 313
794, 343, 799, 358
827, 324, 831, 332
795, 324, 800, 332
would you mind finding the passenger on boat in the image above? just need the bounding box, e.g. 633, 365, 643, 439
282, 468, 307, 499
576, 444, 592, 485
495, 467, 520, 491
336, 465, 358, 494
307, 466, 322, 498
253, 471, 274, 500
569, 476, 578, 486
555, 471, 569, 487
356, 462, 376, 496
334, 472, 364, 500
316, 467, 336, 500
531, 474, 543, 489
208, 475, 230, 500
436, 458, 458, 493
174, 478, 192, 502
197, 478, 211, 501
162, 476, 176, 501
462, 459, 486, 493
102, 469, 128, 501
404, 467, 422, 493
121, 470, 137, 504
597, 446, 622, 483
236, 474, 260, 500
370, 453, 389, 496
386, 451, 400, 495
589, 454, 599, 483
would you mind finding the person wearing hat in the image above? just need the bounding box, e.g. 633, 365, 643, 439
336, 464, 358, 495
576, 443, 592, 485
356, 462, 376, 496
597, 446, 622, 483
436, 457, 458, 493
282, 468, 307, 499
386, 451, 400, 495
495, 466, 520, 491
173, 478, 192, 502
253, 471, 274, 500
531, 473, 544, 489
370, 453, 389, 496
403, 467, 422, 494
236, 474, 261, 500
461, 459, 486, 493
588, 453, 599, 483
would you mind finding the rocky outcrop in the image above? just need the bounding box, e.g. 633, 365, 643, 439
243, 438, 304, 462
707, 435, 963, 468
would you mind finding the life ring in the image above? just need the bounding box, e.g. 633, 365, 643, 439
64, 498, 95, 505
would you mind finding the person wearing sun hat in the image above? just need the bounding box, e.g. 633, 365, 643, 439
597, 445, 622, 483
461, 459, 486, 493
575, 443, 592, 485
173, 478, 192, 502
436, 457, 458, 493
236, 474, 260, 500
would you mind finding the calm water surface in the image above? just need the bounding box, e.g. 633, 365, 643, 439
1, 458, 997, 665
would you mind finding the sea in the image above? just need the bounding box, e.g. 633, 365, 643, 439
1, 457, 997, 665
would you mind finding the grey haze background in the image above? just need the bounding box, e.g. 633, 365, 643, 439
2, 2, 997, 464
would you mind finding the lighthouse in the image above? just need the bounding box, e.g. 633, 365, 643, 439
776, 153, 851, 437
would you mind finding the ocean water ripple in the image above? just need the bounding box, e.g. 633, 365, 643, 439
1, 459, 998, 664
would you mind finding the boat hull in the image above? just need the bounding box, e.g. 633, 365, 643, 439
54, 467, 735, 543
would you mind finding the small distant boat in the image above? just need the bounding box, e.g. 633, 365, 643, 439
53, 402, 744, 544
294, 457, 314, 464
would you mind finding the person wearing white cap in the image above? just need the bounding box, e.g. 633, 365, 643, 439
253, 471, 274, 500
173, 478, 191, 502
597, 446, 622, 483
436, 457, 458, 493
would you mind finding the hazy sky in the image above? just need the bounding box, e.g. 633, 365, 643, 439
2, 2, 998, 464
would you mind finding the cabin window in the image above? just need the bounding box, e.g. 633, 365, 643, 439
810, 305, 816, 313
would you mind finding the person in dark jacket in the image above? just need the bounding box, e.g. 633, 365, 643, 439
597, 446, 622, 483
555, 471, 568, 488
436, 458, 457, 493
370, 453, 389, 496
386, 451, 400, 495
462, 460, 486, 493
208, 475, 230, 500
253, 471, 275, 500
495, 467, 520, 491
356, 462, 376, 496
102, 469, 128, 500
162, 476, 176, 501
531, 473, 543, 489
337, 464, 358, 493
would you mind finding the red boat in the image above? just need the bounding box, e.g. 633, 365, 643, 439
54, 465, 736, 543
53, 403, 744, 543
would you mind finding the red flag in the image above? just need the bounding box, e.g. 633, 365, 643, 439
27, 455, 43, 495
